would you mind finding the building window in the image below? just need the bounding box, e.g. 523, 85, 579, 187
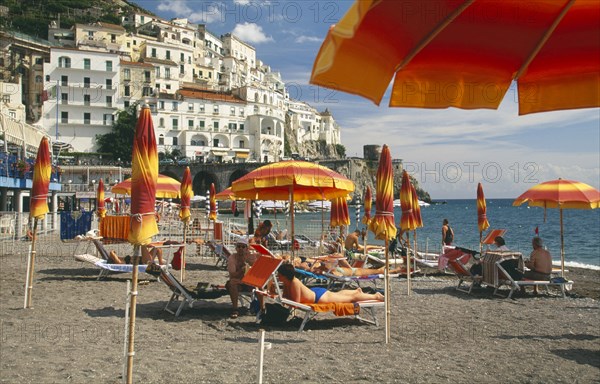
61, 111, 68, 123
84, 94, 90, 106
110, 34, 116, 43
155, 67, 160, 78
199, 120, 205, 128
165, 68, 170, 79
166, 50, 171, 60
230, 107, 235, 116
172, 118, 178, 129
58, 56, 71, 68
84, 113, 91, 125
228, 123, 237, 130
106, 61, 113, 72
158, 101, 164, 110
144, 71, 151, 82
180, 53, 184, 62
103, 114, 113, 125
83, 77, 90, 88
159, 118, 164, 127
151, 48, 157, 58
172, 137, 178, 145
166, 84, 171, 90
124, 100, 130, 108
61, 75, 68, 86
159, 135, 164, 145
213, 138, 219, 147
239, 140, 245, 149
213, 121, 219, 130
172, 102, 177, 111
239, 123, 244, 131
240, 110, 244, 117
124, 85, 130, 96
84, 58, 91, 70
188, 120, 194, 128
213, 105, 219, 113
188, 103, 194, 112
142, 87, 152, 96
123, 68, 131, 81
61, 93, 68, 104
35, 75, 43, 83
106, 79, 112, 90
106, 96, 112, 107
199, 104, 205, 113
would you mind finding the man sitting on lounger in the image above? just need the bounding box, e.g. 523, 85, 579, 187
277, 263, 384, 304
522, 237, 553, 294
344, 230, 382, 253
226, 238, 259, 318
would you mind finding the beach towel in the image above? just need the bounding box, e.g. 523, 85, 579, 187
60, 211, 93, 240
309, 302, 360, 316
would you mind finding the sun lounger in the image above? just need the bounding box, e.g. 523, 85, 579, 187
439, 247, 480, 294
158, 266, 229, 316
242, 256, 384, 332
494, 256, 573, 299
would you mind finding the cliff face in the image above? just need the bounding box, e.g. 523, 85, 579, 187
284, 113, 343, 160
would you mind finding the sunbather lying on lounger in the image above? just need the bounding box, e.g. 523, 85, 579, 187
289, 255, 403, 277
277, 263, 384, 304
107, 244, 165, 265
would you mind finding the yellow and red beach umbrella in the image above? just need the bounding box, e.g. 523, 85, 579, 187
362, 185, 372, 226
24, 136, 51, 308
179, 167, 192, 223
215, 187, 237, 201
311, 0, 600, 115
399, 170, 418, 233
330, 196, 350, 228
513, 178, 600, 275
30, 137, 51, 219
369, 146, 396, 241
208, 183, 217, 221
128, 105, 159, 246
112, 174, 180, 198
410, 184, 423, 229
477, 182, 490, 247
97, 179, 106, 219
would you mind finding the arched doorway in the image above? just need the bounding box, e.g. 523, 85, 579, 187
192, 171, 219, 196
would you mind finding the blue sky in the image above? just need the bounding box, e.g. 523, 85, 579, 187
134, 0, 600, 199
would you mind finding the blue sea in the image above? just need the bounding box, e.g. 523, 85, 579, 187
255, 199, 600, 269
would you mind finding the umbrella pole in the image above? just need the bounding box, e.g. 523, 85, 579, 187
405, 231, 411, 295
560, 207, 565, 276
126, 245, 141, 384
479, 231, 483, 256
290, 188, 295, 261
384, 234, 390, 344
320, 201, 325, 254
181, 223, 188, 281
24, 218, 39, 309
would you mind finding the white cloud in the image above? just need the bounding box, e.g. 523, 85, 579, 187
157, 0, 192, 15
156, 0, 223, 24
233, 0, 251, 4
232, 22, 274, 44
295, 35, 323, 44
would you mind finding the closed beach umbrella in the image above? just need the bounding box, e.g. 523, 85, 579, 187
179, 167, 192, 280
477, 183, 490, 250
362, 185, 372, 226
24, 136, 51, 308
330, 196, 350, 228
311, 0, 600, 115
399, 170, 418, 296
209, 183, 217, 221
513, 179, 600, 275
126, 105, 159, 383
368, 144, 395, 344
97, 179, 106, 220
411, 185, 423, 229
112, 174, 180, 198
232, 160, 354, 258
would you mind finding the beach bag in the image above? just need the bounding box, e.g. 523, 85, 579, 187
171, 248, 185, 270
261, 303, 290, 325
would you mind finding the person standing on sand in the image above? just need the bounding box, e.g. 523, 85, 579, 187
442, 219, 454, 246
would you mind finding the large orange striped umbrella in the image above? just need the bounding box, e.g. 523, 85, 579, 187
399, 170, 418, 233
24, 136, 51, 308
330, 196, 350, 228
362, 185, 372, 226
215, 187, 237, 201
477, 183, 490, 247
208, 183, 217, 221
30, 137, 51, 219
97, 179, 106, 219
513, 178, 600, 275
179, 167, 192, 223
112, 174, 180, 198
311, 0, 600, 115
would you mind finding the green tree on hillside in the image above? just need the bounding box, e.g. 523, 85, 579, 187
95, 103, 138, 162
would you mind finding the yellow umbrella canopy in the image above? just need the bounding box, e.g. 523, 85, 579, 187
369, 145, 396, 240
477, 182, 490, 233
128, 106, 159, 246
208, 183, 217, 221
513, 178, 600, 275
330, 196, 350, 228
30, 137, 51, 219
97, 178, 106, 219
215, 187, 237, 201
399, 170, 418, 232
311, 0, 600, 115
112, 174, 180, 198
179, 167, 192, 223
231, 160, 354, 201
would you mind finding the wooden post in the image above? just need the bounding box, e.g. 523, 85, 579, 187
384, 233, 390, 344
125, 245, 141, 384
24, 219, 38, 308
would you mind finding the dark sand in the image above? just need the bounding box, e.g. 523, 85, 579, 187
1, 241, 598, 383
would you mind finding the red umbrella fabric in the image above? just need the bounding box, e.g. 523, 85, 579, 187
97, 179, 106, 219
410, 184, 423, 229
113, 174, 180, 198
330, 196, 350, 228
30, 137, 51, 219
128, 106, 159, 246
209, 183, 217, 221
362, 186, 372, 226
369, 145, 396, 240
399, 170, 418, 232
477, 182, 490, 234
179, 167, 192, 223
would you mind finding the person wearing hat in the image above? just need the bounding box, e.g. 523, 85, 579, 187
226, 238, 257, 318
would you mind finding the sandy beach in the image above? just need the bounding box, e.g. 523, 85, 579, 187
1, 241, 599, 384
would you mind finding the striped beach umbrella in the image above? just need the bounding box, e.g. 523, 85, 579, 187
477, 183, 490, 249
97, 179, 106, 220
208, 183, 217, 221
215, 187, 237, 201
513, 178, 600, 275
179, 167, 192, 223
399, 170, 418, 233
311, 0, 600, 115
362, 186, 372, 226
410, 184, 423, 229
330, 196, 350, 228
112, 174, 180, 198
367, 144, 395, 344
24, 136, 51, 308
